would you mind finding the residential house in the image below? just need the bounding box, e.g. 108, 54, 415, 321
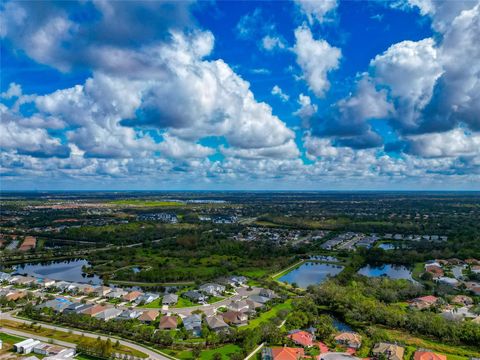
80, 304, 107, 316
41, 279, 56, 288
206, 315, 229, 333
36, 298, 72, 313
437, 277, 459, 287
135, 292, 159, 305
414, 351, 447, 360
123, 290, 143, 302
75, 284, 95, 295
94, 308, 123, 321
138, 310, 160, 323
199, 283, 225, 296
262, 347, 304, 360
116, 309, 142, 320
227, 300, 250, 313
0, 272, 12, 282
183, 290, 207, 303
106, 289, 127, 299
183, 314, 202, 337
319, 353, 361, 360
94, 286, 112, 297
372, 343, 405, 360
409, 296, 438, 310
19, 236, 36, 252
159, 316, 178, 330
471, 265, 480, 274
63, 302, 91, 314
248, 294, 271, 304
54, 281, 71, 292
5, 290, 27, 301
259, 288, 276, 299
217, 275, 247, 287
465, 281, 480, 296
287, 330, 314, 347
162, 293, 178, 306
334, 332, 362, 349
424, 265, 444, 279
451, 295, 473, 306
222, 311, 248, 326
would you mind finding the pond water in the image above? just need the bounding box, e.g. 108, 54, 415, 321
332, 318, 353, 332
279, 262, 344, 288
15, 259, 102, 284
357, 264, 414, 281
378, 243, 395, 250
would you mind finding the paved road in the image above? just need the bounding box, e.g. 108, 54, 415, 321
0, 312, 172, 360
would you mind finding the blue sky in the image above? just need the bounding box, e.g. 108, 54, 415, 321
1, 0, 479, 190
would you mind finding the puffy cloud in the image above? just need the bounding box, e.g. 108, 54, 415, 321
271, 85, 289, 102
1, 83, 22, 99
294, 0, 337, 24
0, 1, 195, 72
420, 3, 480, 133
294, 94, 317, 128
370, 38, 443, 133
0, 106, 70, 158
293, 26, 341, 97
157, 134, 215, 159
404, 129, 480, 158
313, 75, 392, 148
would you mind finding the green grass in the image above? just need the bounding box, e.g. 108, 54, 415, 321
172, 297, 196, 308
75, 354, 105, 360
244, 299, 292, 329
207, 296, 224, 304
0, 333, 25, 343
110, 200, 184, 207
172, 344, 242, 360
138, 298, 163, 308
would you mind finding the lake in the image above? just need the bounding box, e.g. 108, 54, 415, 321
279, 262, 344, 288
15, 259, 102, 284
378, 243, 395, 250
357, 264, 414, 281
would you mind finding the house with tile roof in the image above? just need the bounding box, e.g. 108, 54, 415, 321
159, 315, 178, 330
287, 330, 314, 347
414, 351, 447, 360
262, 347, 304, 360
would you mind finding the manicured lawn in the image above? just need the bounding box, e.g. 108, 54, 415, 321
172, 297, 196, 308
75, 354, 105, 360
244, 299, 292, 329
138, 298, 163, 308
207, 296, 225, 304
171, 344, 242, 360
0, 332, 25, 343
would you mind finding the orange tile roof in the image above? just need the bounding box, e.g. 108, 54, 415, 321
123, 291, 142, 301
159, 316, 178, 329
138, 310, 159, 322
288, 331, 314, 347
271, 347, 305, 360
414, 351, 447, 360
